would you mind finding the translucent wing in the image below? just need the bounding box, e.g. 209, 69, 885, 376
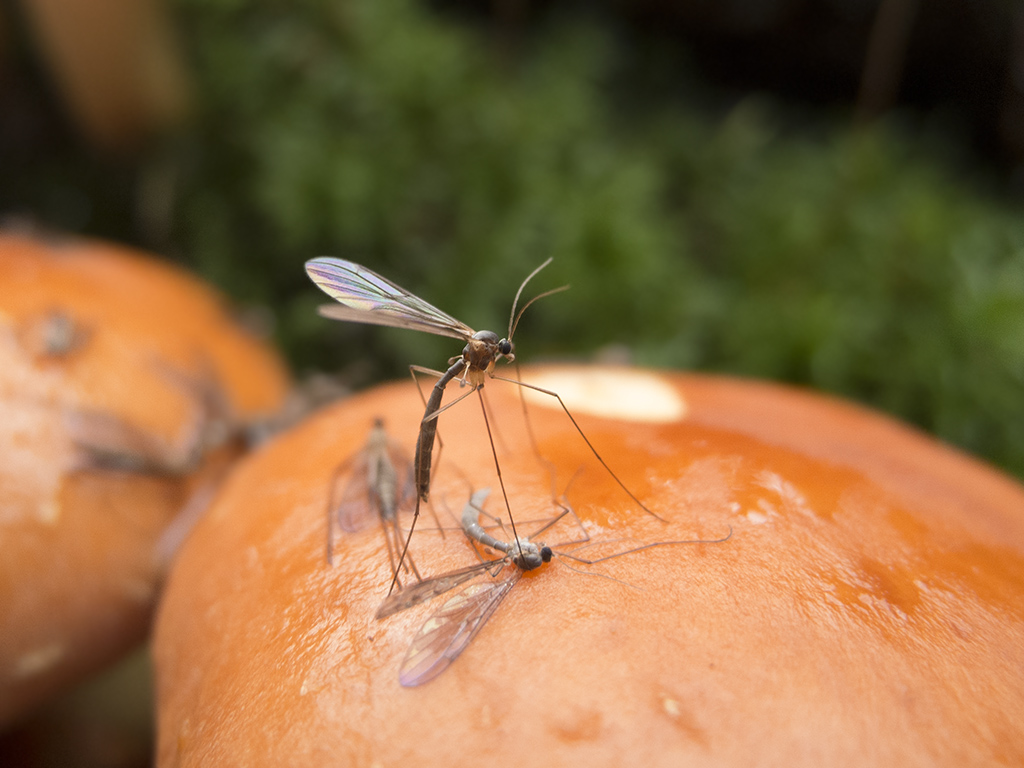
399, 566, 520, 687
332, 452, 374, 534
332, 429, 413, 534
306, 258, 474, 341
375, 559, 501, 619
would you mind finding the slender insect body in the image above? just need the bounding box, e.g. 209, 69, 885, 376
378, 489, 547, 685
363, 425, 400, 523
414, 331, 513, 501
306, 258, 548, 504
414, 358, 466, 502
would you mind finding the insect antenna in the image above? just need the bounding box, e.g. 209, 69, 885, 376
553, 557, 642, 589
558, 527, 735, 565
506, 257, 570, 343
509, 285, 570, 343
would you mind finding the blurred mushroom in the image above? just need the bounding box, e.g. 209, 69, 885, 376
0, 232, 290, 726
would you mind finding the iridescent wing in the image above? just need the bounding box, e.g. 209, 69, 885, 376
305, 258, 475, 341
399, 565, 521, 687
375, 559, 501, 619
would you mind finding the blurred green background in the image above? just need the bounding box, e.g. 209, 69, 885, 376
3, 0, 1024, 483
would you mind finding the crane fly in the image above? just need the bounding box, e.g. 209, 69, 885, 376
326, 418, 421, 588
305, 256, 664, 596
376, 488, 731, 687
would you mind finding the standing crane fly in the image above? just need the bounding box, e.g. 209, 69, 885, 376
305, 257, 664, 594
376, 488, 732, 687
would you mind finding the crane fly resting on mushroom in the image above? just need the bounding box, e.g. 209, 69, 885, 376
375, 488, 731, 686
305, 257, 665, 594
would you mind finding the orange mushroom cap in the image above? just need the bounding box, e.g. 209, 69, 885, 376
153, 365, 1024, 766
0, 233, 290, 726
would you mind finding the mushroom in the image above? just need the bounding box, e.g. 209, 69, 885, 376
154, 366, 1024, 766
0, 232, 290, 726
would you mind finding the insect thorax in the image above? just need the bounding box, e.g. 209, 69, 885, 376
512, 540, 547, 571
461, 330, 505, 379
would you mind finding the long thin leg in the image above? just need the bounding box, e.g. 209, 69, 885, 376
558, 526, 733, 565
479, 385, 511, 458
379, 514, 403, 588
475, 388, 524, 557
389, 495, 422, 595
408, 365, 443, 401
473, 491, 573, 541
381, 515, 422, 588
512, 361, 561, 506
490, 374, 667, 522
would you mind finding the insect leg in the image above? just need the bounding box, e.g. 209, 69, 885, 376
490, 373, 668, 522
474, 389, 525, 557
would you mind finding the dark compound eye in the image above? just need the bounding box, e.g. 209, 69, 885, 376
498, 339, 513, 356
541, 546, 553, 562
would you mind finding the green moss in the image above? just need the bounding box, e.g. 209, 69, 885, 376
166, 0, 1024, 478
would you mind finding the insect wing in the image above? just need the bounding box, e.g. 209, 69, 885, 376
334, 421, 414, 533
399, 567, 520, 687
332, 452, 376, 534
306, 258, 474, 341
375, 559, 499, 619
384, 438, 417, 520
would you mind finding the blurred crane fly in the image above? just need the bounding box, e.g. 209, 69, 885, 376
305, 257, 662, 594
326, 418, 422, 588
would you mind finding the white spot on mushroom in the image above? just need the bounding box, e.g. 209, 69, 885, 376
521, 369, 687, 423
661, 695, 681, 717
756, 470, 814, 518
